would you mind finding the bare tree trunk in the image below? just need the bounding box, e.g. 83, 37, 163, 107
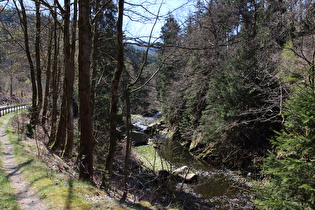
10, 73, 13, 98
105, 0, 124, 176
53, 0, 70, 152
78, 0, 93, 182
52, 90, 66, 150
14, 0, 37, 126
122, 85, 131, 201
42, 19, 53, 125
35, 0, 43, 124
49, 10, 60, 146
52, 0, 76, 155
63, 0, 77, 157
90, 0, 101, 113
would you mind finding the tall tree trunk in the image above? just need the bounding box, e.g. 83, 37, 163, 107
52, 89, 66, 150
105, 0, 124, 176
15, 0, 37, 126
53, 0, 75, 154
122, 85, 131, 201
78, 0, 93, 182
35, 0, 43, 124
10, 73, 13, 99
64, 0, 77, 157
49, 10, 61, 146
42, 19, 53, 125
90, 0, 101, 113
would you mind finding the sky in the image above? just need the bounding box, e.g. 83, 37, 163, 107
0, 0, 198, 43
124, 0, 197, 43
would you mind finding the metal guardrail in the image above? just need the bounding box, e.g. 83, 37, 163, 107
0, 104, 30, 117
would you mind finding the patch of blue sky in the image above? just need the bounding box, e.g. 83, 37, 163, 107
124, 0, 197, 43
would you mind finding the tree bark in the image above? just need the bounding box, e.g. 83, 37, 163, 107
42, 19, 53, 125
63, 0, 77, 157
49, 8, 61, 146
52, 91, 66, 150
14, 0, 37, 126
122, 85, 131, 201
35, 0, 43, 125
90, 0, 101, 113
78, 0, 93, 182
105, 0, 124, 176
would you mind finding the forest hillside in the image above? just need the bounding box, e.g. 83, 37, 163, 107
0, 0, 314, 209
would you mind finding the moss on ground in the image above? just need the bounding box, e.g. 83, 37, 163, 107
133, 145, 171, 172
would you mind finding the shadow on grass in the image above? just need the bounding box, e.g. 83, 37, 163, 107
65, 178, 73, 209
5, 159, 34, 179
0, 170, 19, 209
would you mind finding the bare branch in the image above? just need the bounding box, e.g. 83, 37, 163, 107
129, 0, 163, 87
131, 48, 176, 93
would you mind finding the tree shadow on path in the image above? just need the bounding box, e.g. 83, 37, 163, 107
5, 159, 34, 178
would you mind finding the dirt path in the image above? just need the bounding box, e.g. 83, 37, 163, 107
0, 115, 47, 210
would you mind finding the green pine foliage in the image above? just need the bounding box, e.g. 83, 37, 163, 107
157, 14, 181, 107
255, 82, 315, 209
199, 39, 281, 169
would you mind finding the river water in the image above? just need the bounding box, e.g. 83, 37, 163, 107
132, 114, 256, 209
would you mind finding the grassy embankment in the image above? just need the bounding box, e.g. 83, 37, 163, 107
1, 113, 129, 209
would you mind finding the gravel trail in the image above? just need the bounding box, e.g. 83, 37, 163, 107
0, 115, 47, 210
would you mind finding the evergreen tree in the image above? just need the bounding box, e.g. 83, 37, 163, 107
160, 14, 180, 47
157, 14, 181, 108
255, 82, 315, 209
191, 0, 285, 170
199, 37, 283, 169
91, 1, 118, 174
92, 1, 117, 129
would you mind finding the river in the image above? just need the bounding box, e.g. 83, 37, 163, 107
132, 113, 256, 209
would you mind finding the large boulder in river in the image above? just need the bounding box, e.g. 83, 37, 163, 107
131, 131, 148, 146
172, 166, 198, 183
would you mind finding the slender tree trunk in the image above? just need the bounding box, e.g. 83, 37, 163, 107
42, 22, 53, 125
105, 0, 124, 176
78, 0, 93, 182
64, 0, 77, 157
52, 90, 66, 150
90, 0, 101, 113
49, 11, 60, 146
122, 85, 131, 201
10, 73, 13, 98
53, 0, 75, 154
53, 0, 70, 153
35, 0, 43, 124
15, 0, 37, 126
